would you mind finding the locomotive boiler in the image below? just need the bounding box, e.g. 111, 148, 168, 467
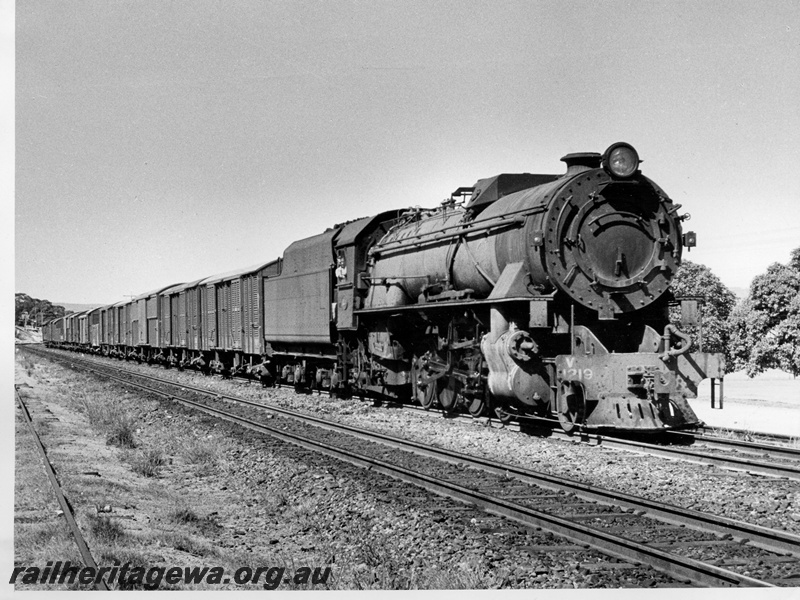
356, 142, 723, 430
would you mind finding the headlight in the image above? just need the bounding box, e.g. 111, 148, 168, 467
603, 142, 640, 178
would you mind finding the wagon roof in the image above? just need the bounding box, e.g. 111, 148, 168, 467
160, 277, 208, 295
198, 261, 277, 286
133, 282, 184, 301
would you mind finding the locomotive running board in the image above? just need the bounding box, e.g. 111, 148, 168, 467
356, 294, 553, 314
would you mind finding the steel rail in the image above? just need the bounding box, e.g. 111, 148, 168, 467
14, 386, 110, 591
47, 356, 790, 587
580, 435, 800, 481
665, 430, 800, 461
698, 426, 797, 444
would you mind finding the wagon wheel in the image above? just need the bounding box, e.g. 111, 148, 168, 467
437, 375, 459, 413
329, 370, 341, 398
466, 392, 486, 418
558, 382, 586, 434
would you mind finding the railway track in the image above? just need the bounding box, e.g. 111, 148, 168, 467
558, 428, 800, 482
697, 425, 797, 445
26, 347, 800, 587
398, 393, 800, 481
14, 385, 110, 591
24, 347, 800, 481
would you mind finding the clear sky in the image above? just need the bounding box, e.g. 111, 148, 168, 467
13, 0, 800, 304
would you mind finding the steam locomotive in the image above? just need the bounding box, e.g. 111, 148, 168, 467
44, 142, 724, 432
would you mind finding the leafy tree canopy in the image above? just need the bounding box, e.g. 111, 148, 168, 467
790, 247, 800, 272
15, 293, 66, 327
669, 260, 737, 355
671, 260, 737, 320
727, 248, 800, 377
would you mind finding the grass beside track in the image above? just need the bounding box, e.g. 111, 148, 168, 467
14, 349, 513, 590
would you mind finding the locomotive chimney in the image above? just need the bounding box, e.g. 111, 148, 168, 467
560, 152, 601, 176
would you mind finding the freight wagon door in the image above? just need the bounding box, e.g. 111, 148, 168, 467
242, 274, 259, 355
126, 304, 134, 346
178, 292, 187, 347
79, 317, 88, 344
137, 298, 147, 345
101, 311, 109, 345
217, 281, 234, 350
231, 279, 242, 350
90, 312, 100, 346
205, 284, 216, 350
146, 296, 158, 347
217, 282, 230, 350
188, 288, 200, 350
161, 296, 171, 346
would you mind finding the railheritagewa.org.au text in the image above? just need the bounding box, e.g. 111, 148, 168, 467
10, 561, 332, 589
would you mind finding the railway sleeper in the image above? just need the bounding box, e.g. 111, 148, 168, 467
579, 561, 640, 571
562, 511, 643, 520
522, 544, 587, 553
650, 540, 749, 549
712, 556, 798, 566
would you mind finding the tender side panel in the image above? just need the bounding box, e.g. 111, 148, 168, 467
263, 230, 337, 345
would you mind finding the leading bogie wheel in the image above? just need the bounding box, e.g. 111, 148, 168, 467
558, 381, 586, 434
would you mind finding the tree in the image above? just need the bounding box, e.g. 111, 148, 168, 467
15, 293, 66, 327
727, 247, 800, 377
790, 247, 800, 272
669, 260, 737, 355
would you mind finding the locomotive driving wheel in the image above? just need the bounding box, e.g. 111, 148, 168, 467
421, 383, 436, 409
466, 392, 486, 417
437, 374, 459, 413
412, 356, 437, 410
558, 381, 586, 433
